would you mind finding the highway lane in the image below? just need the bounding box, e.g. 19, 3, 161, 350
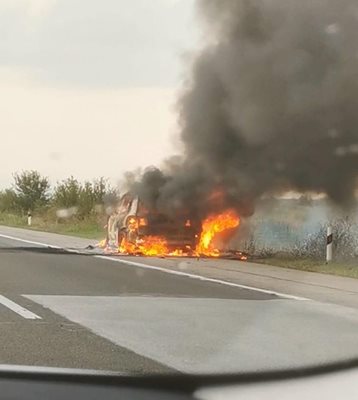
0, 234, 274, 373
0, 227, 358, 374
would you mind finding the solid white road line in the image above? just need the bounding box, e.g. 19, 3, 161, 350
0, 232, 309, 301
0, 233, 61, 249
97, 256, 309, 301
0, 295, 41, 320
0, 233, 79, 253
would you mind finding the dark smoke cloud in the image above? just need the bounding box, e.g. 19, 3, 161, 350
128, 0, 358, 218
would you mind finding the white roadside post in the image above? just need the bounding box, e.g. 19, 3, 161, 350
27, 211, 32, 226
326, 226, 333, 263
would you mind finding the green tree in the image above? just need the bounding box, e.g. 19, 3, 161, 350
13, 170, 50, 212
92, 177, 108, 203
53, 177, 113, 218
53, 177, 81, 209
0, 189, 20, 213
78, 181, 95, 218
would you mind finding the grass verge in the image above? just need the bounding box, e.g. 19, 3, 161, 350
255, 257, 358, 279
0, 212, 104, 240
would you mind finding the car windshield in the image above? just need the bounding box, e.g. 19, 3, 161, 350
0, 0, 357, 376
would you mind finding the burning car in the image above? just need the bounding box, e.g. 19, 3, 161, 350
105, 192, 200, 255
100, 191, 246, 259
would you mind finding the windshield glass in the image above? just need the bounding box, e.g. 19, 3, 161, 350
0, 0, 357, 376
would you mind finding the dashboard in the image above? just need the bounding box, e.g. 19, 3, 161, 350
0, 363, 358, 400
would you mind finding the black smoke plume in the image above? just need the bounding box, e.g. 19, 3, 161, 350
128, 0, 358, 218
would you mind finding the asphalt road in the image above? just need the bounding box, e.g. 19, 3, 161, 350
0, 226, 358, 374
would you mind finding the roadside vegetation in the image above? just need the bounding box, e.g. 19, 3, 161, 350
0, 170, 117, 240
254, 257, 358, 279
244, 217, 358, 279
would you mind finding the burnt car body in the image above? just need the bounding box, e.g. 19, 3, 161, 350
108, 193, 200, 251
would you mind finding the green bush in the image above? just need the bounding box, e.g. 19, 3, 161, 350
53, 176, 115, 220
0, 171, 117, 239
53, 176, 81, 210
0, 189, 21, 213
13, 171, 50, 212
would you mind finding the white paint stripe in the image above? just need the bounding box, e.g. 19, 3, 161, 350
0, 295, 41, 320
0, 233, 61, 249
0, 233, 80, 254
97, 256, 309, 301
0, 232, 309, 301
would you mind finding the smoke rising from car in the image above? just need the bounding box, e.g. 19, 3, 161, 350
127, 0, 358, 218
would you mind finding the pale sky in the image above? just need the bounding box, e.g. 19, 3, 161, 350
0, 0, 198, 188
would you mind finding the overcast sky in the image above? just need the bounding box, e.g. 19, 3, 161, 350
0, 0, 198, 188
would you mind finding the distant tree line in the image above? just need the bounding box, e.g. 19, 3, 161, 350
0, 170, 118, 220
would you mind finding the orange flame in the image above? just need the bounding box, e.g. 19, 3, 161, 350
101, 209, 241, 258
195, 209, 240, 257
139, 217, 148, 226
96, 239, 107, 249
120, 236, 168, 256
